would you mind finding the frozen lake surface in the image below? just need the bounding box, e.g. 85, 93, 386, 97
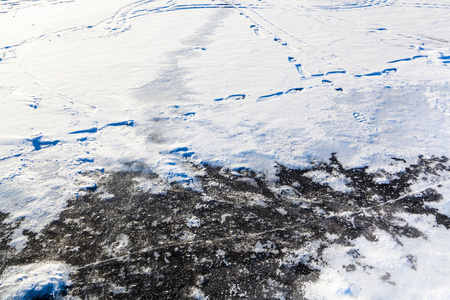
0, 0, 449, 298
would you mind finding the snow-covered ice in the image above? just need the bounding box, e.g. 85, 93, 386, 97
1, 0, 449, 298
0, 262, 74, 299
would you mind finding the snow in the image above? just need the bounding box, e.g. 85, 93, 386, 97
254, 240, 276, 254
281, 241, 322, 268
186, 215, 201, 228
303, 215, 450, 299
1, 0, 449, 298
134, 176, 169, 195
304, 170, 353, 193
1, 0, 449, 236
0, 263, 74, 300
191, 287, 208, 300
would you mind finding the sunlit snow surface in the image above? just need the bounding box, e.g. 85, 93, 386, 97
0, 0, 449, 299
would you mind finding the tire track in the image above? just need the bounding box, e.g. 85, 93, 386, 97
311, 0, 396, 10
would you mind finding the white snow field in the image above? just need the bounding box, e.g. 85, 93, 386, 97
0, 0, 449, 299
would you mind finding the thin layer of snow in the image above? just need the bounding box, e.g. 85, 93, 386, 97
281, 241, 322, 268
426, 184, 450, 218
134, 177, 169, 195
254, 240, 276, 254
304, 170, 353, 193
191, 287, 209, 300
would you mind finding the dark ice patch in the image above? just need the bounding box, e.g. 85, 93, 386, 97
1, 155, 449, 299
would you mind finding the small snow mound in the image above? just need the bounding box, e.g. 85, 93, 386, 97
186, 215, 201, 228
304, 170, 353, 193
254, 240, 276, 254
0, 262, 74, 300
191, 287, 208, 300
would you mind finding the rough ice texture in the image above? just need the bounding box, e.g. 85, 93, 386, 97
1, 156, 449, 299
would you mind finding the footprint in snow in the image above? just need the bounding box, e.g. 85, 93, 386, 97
27, 136, 60, 151
250, 25, 260, 36
182, 112, 195, 120
214, 94, 246, 101
353, 112, 368, 123
257, 91, 284, 102
438, 54, 450, 64
169, 146, 195, 158
28, 96, 41, 109
326, 70, 346, 75
285, 87, 304, 94
288, 57, 308, 77
274, 37, 287, 46
355, 68, 397, 77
